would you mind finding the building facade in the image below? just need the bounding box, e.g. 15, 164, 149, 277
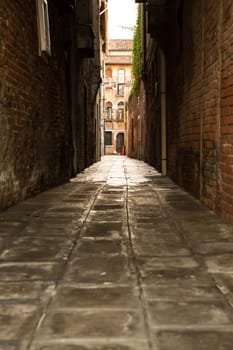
103, 39, 133, 155
127, 85, 146, 160
133, 0, 233, 224
0, 0, 107, 209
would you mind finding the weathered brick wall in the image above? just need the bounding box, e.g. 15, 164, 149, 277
201, 1, 221, 211
0, 1, 71, 209
166, 0, 233, 222
167, 0, 203, 198
76, 58, 101, 170
220, 0, 233, 222
145, 42, 162, 172
127, 94, 139, 158
128, 90, 146, 160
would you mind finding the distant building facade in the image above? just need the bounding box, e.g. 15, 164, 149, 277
102, 39, 133, 155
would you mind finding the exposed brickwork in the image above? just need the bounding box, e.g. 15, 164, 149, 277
0, 0, 72, 209
128, 94, 139, 159
128, 83, 146, 160
166, 0, 232, 218
139, 0, 233, 223
220, 0, 233, 223
166, 0, 203, 198
0, 0, 103, 210
144, 41, 162, 171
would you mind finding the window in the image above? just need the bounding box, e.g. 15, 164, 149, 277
118, 69, 125, 83
104, 131, 112, 146
105, 102, 112, 120
36, 0, 51, 56
106, 106, 112, 119
117, 102, 124, 120
117, 84, 124, 96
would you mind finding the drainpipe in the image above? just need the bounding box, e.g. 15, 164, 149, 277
160, 48, 167, 176
69, 14, 78, 174
64, 7, 78, 176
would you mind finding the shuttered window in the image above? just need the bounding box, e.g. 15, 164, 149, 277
35, 0, 51, 56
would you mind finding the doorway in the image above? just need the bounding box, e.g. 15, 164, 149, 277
116, 133, 124, 154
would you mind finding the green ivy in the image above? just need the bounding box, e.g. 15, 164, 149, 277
132, 4, 142, 96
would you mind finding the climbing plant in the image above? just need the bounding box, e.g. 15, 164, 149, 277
132, 4, 142, 96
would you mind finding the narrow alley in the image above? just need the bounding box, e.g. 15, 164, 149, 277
1, 156, 233, 350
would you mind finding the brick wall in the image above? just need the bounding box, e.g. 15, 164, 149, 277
145, 41, 162, 171
128, 94, 140, 159
166, 0, 203, 198
165, 0, 233, 222
134, 0, 233, 222
0, 0, 71, 209
220, 0, 233, 222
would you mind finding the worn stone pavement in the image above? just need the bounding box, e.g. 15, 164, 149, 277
1, 156, 233, 350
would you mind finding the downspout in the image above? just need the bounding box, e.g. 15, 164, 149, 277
71, 36, 78, 174
160, 49, 167, 175
68, 10, 78, 174
101, 59, 106, 156
141, 4, 147, 159
200, 0, 204, 199
63, 5, 78, 176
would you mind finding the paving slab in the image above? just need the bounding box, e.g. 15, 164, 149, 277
143, 284, 220, 301
194, 242, 233, 255
0, 262, 62, 281
0, 344, 23, 350
205, 254, 233, 273
75, 239, 122, 255
82, 222, 123, 239
0, 244, 71, 262
21, 226, 77, 238
181, 223, 233, 242
0, 303, 40, 338
64, 256, 131, 284
0, 282, 50, 300
36, 309, 145, 339
213, 273, 233, 294
0, 223, 26, 236
31, 342, 149, 350
130, 226, 182, 243
138, 256, 199, 272
132, 242, 191, 257
0, 156, 233, 350
50, 285, 140, 308
87, 210, 125, 223
141, 269, 214, 286
153, 330, 233, 350
148, 300, 232, 327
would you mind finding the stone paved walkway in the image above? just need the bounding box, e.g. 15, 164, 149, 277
1, 156, 233, 349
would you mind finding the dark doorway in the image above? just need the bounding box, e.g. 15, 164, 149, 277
116, 133, 124, 153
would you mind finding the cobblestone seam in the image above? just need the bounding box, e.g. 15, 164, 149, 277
123, 161, 153, 350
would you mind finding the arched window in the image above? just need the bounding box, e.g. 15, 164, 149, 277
117, 101, 124, 120
117, 69, 125, 96
118, 69, 125, 83
105, 101, 112, 119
